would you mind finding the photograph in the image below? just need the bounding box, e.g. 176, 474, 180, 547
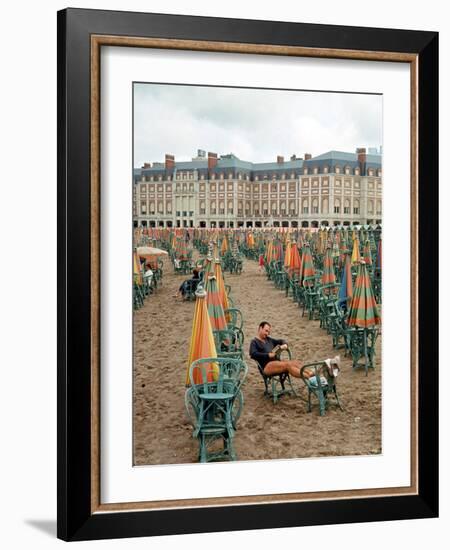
132, 83, 383, 465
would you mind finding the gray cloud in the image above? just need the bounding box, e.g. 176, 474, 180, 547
134, 83, 382, 166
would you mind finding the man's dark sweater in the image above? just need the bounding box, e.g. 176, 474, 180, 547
249, 336, 286, 369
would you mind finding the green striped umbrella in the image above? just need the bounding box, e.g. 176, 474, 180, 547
299, 243, 315, 287
322, 246, 336, 286
347, 260, 381, 374
363, 239, 373, 266
205, 275, 228, 331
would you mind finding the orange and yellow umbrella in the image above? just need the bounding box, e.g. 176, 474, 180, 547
186, 286, 218, 386
289, 242, 302, 274
351, 237, 361, 265
133, 251, 142, 284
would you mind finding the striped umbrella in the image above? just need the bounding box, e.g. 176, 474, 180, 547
205, 275, 227, 331
186, 286, 218, 386
347, 260, 381, 375
289, 242, 302, 274
214, 259, 230, 314
284, 241, 292, 268
351, 237, 361, 264
265, 240, 274, 263
363, 239, 373, 266
221, 235, 229, 255
133, 250, 142, 284
338, 252, 353, 309
376, 238, 382, 270
322, 246, 336, 286
299, 243, 315, 287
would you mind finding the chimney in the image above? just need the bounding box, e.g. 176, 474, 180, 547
304, 153, 312, 160
356, 147, 367, 175
277, 155, 284, 164
290, 154, 297, 161
208, 152, 218, 170
165, 154, 175, 170
142, 162, 151, 168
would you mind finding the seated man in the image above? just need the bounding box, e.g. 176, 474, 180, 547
173, 269, 201, 299
249, 321, 308, 379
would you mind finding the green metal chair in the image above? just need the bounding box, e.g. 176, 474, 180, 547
213, 328, 244, 359
345, 326, 379, 374
300, 361, 343, 416
187, 357, 247, 462
254, 348, 298, 404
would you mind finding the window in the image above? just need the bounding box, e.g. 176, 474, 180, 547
344, 199, 350, 214
334, 199, 341, 214
141, 204, 147, 214
182, 211, 187, 217
303, 207, 309, 214
353, 207, 360, 214
176, 211, 181, 217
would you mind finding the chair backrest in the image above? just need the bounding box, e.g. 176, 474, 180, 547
213, 328, 242, 353
189, 356, 248, 395
224, 307, 244, 331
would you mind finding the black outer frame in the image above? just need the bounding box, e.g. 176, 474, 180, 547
57, 8, 438, 542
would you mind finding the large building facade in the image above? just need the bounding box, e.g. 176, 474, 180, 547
133, 148, 382, 229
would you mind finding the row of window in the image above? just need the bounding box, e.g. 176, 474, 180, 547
140, 166, 382, 182
139, 181, 382, 194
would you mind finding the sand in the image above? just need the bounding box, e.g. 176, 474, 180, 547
133, 255, 381, 465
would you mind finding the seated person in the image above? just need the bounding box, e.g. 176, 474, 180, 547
249, 321, 312, 379
173, 269, 201, 298
143, 263, 154, 287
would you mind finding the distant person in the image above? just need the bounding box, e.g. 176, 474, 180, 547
173, 269, 201, 299
143, 264, 154, 287
258, 254, 264, 272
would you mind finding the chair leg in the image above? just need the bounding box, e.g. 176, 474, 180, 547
318, 390, 326, 416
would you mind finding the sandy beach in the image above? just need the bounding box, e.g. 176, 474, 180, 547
133, 255, 381, 465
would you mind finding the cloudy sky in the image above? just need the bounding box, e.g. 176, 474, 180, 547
134, 83, 382, 167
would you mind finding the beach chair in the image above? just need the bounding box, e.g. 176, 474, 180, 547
300, 361, 343, 416
254, 348, 298, 404
345, 326, 379, 373
187, 357, 247, 462
213, 328, 244, 359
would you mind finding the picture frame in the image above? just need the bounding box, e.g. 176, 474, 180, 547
57, 8, 438, 541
